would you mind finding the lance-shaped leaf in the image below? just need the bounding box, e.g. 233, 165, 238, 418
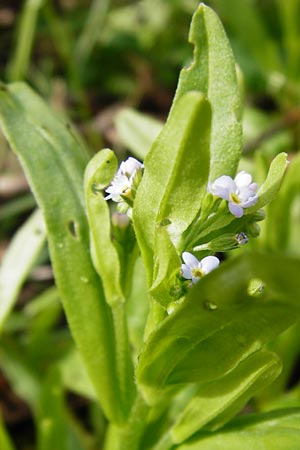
246, 152, 288, 214
133, 92, 211, 279
172, 350, 281, 443
177, 408, 300, 450
84, 148, 135, 414
0, 82, 124, 423
266, 153, 300, 251
136, 252, 300, 404
0, 208, 46, 332
84, 149, 122, 306
172, 3, 242, 181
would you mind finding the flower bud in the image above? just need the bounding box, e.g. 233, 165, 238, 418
194, 232, 249, 253
246, 221, 260, 237
252, 209, 266, 222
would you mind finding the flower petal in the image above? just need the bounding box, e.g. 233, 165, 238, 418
211, 175, 236, 200
120, 157, 143, 177
181, 264, 192, 280
235, 171, 252, 187
241, 195, 258, 208
229, 202, 244, 218
200, 256, 220, 274
182, 252, 199, 268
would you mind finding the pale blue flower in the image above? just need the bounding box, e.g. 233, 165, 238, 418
209, 171, 258, 218
181, 252, 220, 284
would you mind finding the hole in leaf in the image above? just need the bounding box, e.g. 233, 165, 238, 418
67, 220, 80, 240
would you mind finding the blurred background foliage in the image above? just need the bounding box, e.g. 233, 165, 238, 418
0, 1, 300, 449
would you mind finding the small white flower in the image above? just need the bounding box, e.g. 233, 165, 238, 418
208, 171, 258, 218
181, 252, 220, 284
105, 157, 143, 203
119, 157, 143, 178
104, 173, 132, 202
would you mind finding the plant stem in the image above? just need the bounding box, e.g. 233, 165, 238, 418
104, 393, 150, 450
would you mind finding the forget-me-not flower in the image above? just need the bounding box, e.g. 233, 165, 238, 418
208, 171, 258, 218
105, 157, 143, 203
181, 252, 220, 284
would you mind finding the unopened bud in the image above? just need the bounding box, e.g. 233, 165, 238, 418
252, 209, 266, 222
246, 221, 260, 237
194, 232, 249, 253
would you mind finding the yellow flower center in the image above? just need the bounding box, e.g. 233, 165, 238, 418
229, 192, 240, 204
192, 267, 204, 278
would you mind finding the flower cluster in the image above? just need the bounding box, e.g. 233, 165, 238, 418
105, 157, 143, 215
208, 171, 258, 218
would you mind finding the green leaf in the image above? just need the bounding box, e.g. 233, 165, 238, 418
172, 3, 242, 181
246, 152, 288, 214
265, 153, 300, 251
59, 348, 97, 400
172, 350, 281, 443
136, 252, 300, 403
84, 148, 135, 415
133, 92, 211, 280
0, 209, 46, 332
0, 82, 124, 423
0, 341, 40, 411
177, 408, 300, 450
150, 227, 181, 307
114, 108, 163, 160
37, 369, 69, 450
84, 149, 123, 306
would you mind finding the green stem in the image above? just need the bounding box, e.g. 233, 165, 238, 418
104, 394, 150, 450
75, 0, 111, 68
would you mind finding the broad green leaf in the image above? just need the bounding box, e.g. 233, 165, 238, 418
0, 82, 124, 423
133, 92, 211, 279
114, 108, 163, 160
172, 3, 242, 181
172, 350, 281, 443
177, 408, 300, 450
0, 209, 46, 332
136, 252, 300, 403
